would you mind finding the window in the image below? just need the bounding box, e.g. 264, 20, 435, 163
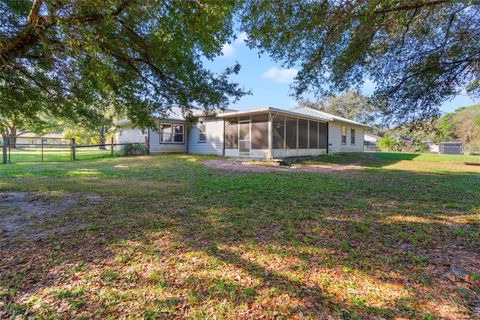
272, 115, 285, 149
285, 117, 297, 149
350, 128, 356, 145
298, 119, 309, 149
198, 122, 206, 143
160, 123, 172, 142
160, 123, 184, 143
309, 121, 318, 149
173, 124, 184, 143
341, 126, 347, 144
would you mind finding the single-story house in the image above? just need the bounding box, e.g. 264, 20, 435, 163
424, 141, 440, 153
15, 132, 67, 145
364, 133, 381, 151
115, 106, 368, 159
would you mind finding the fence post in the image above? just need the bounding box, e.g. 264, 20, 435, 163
111, 137, 114, 156
41, 138, 44, 162
2, 135, 7, 164
71, 138, 76, 160
145, 136, 150, 155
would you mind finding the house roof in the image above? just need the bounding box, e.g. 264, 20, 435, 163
290, 107, 370, 127
217, 106, 332, 122
116, 106, 369, 128
116, 107, 239, 126
218, 106, 369, 127
152, 106, 188, 121
364, 133, 381, 143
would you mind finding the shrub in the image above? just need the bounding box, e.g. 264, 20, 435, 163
121, 143, 147, 156
377, 136, 400, 151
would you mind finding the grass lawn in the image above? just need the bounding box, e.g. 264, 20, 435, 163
0, 153, 479, 319
6, 146, 121, 163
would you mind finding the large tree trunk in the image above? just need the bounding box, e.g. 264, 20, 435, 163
7, 126, 17, 148
99, 125, 106, 150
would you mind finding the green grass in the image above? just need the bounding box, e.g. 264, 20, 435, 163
0, 153, 479, 319
302, 151, 480, 165
5, 146, 121, 163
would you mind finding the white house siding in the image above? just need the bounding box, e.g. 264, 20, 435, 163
149, 126, 187, 153
328, 121, 364, 153
116, 127, 146, 144
188, 118, 224, 155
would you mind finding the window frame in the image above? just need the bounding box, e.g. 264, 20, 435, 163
350, 128, 356, 145
341, 126, 347, 145
159, 122, 184, 144
197, 122, 206, 143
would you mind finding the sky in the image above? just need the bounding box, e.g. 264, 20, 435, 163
204, 32, 478, 115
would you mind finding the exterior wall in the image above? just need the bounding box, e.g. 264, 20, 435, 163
149, 125, 187, 153
272, 149, 327, 158
328, 121, 365, 153
225, 149, 270, 159
188, 117, 224, 155
116, 127, 147, 144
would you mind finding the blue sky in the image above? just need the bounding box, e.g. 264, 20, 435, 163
204, 32, 478, 114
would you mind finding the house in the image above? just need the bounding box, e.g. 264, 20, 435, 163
115, 106, 368, 159
364, 133, 381, 151
424, 141, 440, 153
15, 133, 67, 145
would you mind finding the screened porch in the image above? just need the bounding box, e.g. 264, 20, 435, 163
223, 112, 328, 159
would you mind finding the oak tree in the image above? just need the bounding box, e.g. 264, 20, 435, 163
242, 0, 480, 123
1, 0, 245, 127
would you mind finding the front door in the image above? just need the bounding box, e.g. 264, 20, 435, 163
238, 120, 251, 155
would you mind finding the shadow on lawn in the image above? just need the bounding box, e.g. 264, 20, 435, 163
0, 163, 479, 318
305, 152, 427, 169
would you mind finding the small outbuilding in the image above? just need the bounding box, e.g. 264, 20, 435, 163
439, 141, 463, 155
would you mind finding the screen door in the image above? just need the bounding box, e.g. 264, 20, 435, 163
238, 120, 251, 154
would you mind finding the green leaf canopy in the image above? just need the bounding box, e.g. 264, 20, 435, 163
0, 0, 246, 127
241, 1, 480, 123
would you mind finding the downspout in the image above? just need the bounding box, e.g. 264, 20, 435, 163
147, 128, 151, 154
186, 124, 189, 155
222, 118, 225, 156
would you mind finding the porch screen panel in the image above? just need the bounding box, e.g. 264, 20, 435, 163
309, 121, 318, 149
225, 118, 238, 149
272, 115, 285, 149
251, 114, 269, 149
319, 122, 328, 148
298, 119, 309, 149
285, 117, 297, 149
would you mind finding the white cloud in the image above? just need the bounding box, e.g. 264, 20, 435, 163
234, 32, 248, 45
221, 43, 235, 57
262, 67, 298, 84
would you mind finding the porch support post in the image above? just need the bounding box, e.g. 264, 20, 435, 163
267, 112, 273, 160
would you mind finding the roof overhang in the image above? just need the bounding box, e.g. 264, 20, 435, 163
217, 107, 332, 123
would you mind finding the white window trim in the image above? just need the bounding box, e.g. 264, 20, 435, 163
341, 126, 347, 145
159, 122, 184, 144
